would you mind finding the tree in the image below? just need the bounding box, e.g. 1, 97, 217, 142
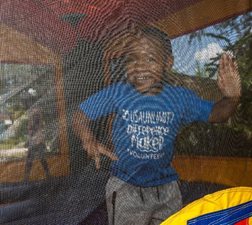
188, 12, 252, 139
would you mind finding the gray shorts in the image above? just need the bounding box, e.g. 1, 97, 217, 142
106, 176, 182, 225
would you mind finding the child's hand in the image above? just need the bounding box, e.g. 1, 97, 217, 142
84, 140, 118, 170
218, 53, 241, 98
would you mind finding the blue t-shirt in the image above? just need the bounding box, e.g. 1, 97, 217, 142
80, 82, 214, 187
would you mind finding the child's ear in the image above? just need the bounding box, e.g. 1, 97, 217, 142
166, 55, 174, 69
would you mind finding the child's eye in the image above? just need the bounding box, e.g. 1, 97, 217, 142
147, 57, 156, 63
125, 57, 136, 64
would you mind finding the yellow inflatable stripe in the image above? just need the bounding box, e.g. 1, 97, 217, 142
161, 187, 252, 225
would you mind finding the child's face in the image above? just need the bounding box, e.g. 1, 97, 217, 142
125, 36, 171, 94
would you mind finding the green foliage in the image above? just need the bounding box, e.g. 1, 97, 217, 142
0, 137, 25, 150
176, 122, 252, 157
0, 118, 28, 150
195, 61, 209, 78
15, 118, 28, 138
175, 12, 252, 157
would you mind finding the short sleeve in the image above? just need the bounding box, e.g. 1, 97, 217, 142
79, 84, 118, 120
182, 89, 214, 125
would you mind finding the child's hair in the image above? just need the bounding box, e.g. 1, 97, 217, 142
140, 26, 173, 59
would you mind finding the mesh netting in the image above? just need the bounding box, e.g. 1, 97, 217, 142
0, 1, 252, 224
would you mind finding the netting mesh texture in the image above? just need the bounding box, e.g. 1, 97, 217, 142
0, 1, 252, 224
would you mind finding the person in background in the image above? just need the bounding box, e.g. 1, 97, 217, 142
24, 105, 50, 181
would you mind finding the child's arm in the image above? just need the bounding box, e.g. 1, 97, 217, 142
208, 53, 241, 123
208, 97, 239, 123
72, 110, 118, 169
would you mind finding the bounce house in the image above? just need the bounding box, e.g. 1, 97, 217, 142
0, 0, 251, 224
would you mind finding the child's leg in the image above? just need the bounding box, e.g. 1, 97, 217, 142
106, 176, 151, 225
149, 181, 182, 225
106, 177, 182, 225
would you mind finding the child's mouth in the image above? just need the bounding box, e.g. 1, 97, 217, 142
137, 76, 151, 81
136, 74, 154, 82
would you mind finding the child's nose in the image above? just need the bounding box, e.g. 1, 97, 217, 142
136, 57, 150, 65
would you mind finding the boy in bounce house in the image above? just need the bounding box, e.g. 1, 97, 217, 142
73, 25, 241, 225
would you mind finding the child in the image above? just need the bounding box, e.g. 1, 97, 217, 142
73, 26, 241, 225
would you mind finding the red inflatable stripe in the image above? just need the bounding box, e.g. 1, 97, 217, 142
235, 218, 250, 225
